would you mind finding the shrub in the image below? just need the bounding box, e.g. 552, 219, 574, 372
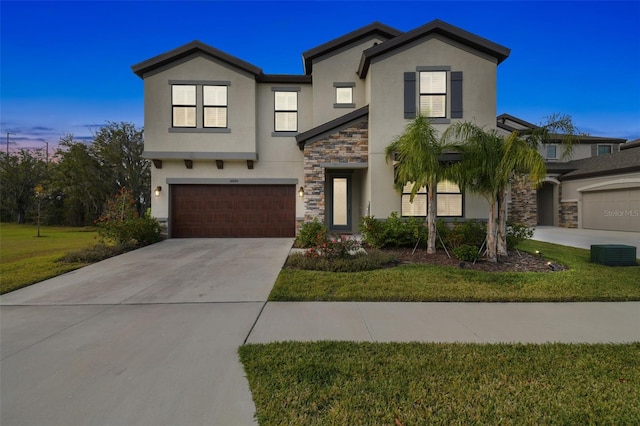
96, 188, 163, 246
305, 234, 360, 260
294, 218, 328, 248
506, 222, 534, 249
452, 244, 480, 262
59, 243, 136, 263
437, 219, 486, 250
359, 213, 427, 249
287, 250, 396, 272
359, 215, 387, 249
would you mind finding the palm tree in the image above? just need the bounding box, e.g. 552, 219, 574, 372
385, 115, 448, 254
444, 122, 546, 262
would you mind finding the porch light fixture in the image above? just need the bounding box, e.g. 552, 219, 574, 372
298, 186, 304, 198
154, 186, 162, 197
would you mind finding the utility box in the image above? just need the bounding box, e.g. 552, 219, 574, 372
590, 245, 638, 266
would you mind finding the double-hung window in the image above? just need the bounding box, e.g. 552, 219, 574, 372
436, 180, 462, 217
546, 144, 557, 160
274, 91, 298, 132
172, 85, 196, 127
203, 85, 227, 128
419, 71, 447, 118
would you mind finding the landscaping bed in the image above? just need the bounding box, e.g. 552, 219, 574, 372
381, 245, 568, 272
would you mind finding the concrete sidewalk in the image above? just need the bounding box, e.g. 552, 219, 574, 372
246, 302, 640, 344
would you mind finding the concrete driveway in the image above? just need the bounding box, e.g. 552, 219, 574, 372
1, 238, 293, 426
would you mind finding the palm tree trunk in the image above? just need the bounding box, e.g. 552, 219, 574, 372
486, 195, 498, 262
426, 184, 436, 254
497, 187, 508, 257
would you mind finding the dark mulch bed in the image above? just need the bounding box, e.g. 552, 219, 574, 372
380, 246, 568, 273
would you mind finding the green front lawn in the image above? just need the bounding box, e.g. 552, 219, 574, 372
269, 240, 640, 302
0, 223, 98, 294
240, 341, 640, 425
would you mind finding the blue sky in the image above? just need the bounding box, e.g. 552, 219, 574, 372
1, 0, 639, 153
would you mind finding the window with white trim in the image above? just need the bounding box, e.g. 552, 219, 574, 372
436, 180, 462, 217
172, 85, 196, 127
203, 85, 227, 128
274, 91, 297, 132
419, 71, 447, 118
401, 182, 427, 217
546, 144, 557, 160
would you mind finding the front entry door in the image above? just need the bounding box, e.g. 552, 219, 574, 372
330, 176, 351, 231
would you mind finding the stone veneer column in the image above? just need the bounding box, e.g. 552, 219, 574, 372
558, 183, 578, 228
508, 175, 537, 227
302, 120, 368, 224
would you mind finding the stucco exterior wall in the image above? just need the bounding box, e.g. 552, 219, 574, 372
366, 35, 498, 218
143, 54, 257, 154
561, 172, 640, 201
311, 36, 388, 127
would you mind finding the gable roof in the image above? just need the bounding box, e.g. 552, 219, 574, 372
296, 105, 369, 149
302, 22, 403, 75
132, 40, 263, 78
558, 145, 640, 181
497, 113, 626, 145
358, 19, 511, 78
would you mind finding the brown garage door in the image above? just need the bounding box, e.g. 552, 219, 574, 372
171, 184, 296, 237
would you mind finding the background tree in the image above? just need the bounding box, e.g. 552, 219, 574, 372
385, 115, 449, 254
0, 149, 49, 223
52, 135, 110, 225
91, 122, 149, 216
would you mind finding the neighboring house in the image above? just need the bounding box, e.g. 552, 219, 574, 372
498, 114, 639, 232
131, 19, 511, 237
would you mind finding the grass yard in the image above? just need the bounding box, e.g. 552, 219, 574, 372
269, 240, 640, 302
0, 223, 98, 294
239, 341, 640, 425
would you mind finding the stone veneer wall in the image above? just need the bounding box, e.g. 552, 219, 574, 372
302, 120, 368, 223
508, 175, 537, 227
558, 184, 578, 228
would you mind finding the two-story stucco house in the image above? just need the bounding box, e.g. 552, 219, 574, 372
132, 20, 510, 237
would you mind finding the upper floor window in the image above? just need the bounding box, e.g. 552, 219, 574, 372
334, 82, 355, 108
546, 144, 557, 160
336, 87, 353, 104
405, 68, 462, 120
419, 71, 447, 118
203, 85, 227, 128
172, 85, 196, 127
274, 91, 297, 132
597, 144, 612, 155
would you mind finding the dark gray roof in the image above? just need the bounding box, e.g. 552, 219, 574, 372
358, 19, 511, 78
620, 139, 640, 150
296, 106, 369, 149
558, 146, 640, 181
497, 113, 626, 145
302, 22, 403, 75
132, 40, 263, 78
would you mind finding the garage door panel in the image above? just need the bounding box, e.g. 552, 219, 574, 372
582, 189, 640, 232
171, 184, 295, 238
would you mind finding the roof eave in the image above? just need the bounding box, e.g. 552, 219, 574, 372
302, 22, 403, 75
296, 105, 369, 149
358, 19, 511, 78
131, 40, 262, 79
